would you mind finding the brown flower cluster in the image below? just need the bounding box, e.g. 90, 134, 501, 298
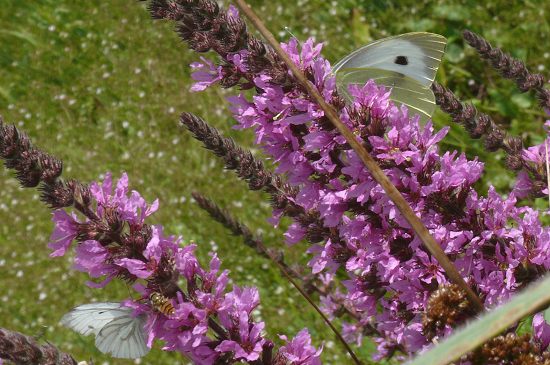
432, 29, 550, 198
470, 333, 550, 365
422, 284, 476, 340
0, 327, 77, 365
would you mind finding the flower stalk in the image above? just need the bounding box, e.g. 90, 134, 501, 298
463, 30, 550, 111
180, 112, 300, 213
180, 112, 334, 245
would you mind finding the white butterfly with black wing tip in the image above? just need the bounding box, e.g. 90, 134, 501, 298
60, 302, 149, 359
332, 32, 447, 120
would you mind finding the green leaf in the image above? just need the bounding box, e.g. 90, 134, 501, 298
407, 275, 550, 365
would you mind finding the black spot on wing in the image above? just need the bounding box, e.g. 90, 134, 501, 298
394, 56, 408, 65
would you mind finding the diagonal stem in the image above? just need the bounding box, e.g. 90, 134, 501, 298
232, 0, 484, 313
192, 192, 370, 365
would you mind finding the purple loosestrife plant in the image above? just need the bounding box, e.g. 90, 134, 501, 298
0, 120, 322, 365
142, 1, 550, 360
50, 172, 322, 364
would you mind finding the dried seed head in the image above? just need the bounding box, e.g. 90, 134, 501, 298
422, 284, 475, 340
470, 333, 550, 365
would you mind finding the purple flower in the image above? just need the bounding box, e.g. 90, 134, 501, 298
136, 3, 550, 360
219, 286, 260, 323
192, 35, 550, 358
533, 313, 550, 350
90, 172, 159, 225
278, 329, 322, 365
160, 295, 212, 360
175, 243, 200, 281
73, 240, 117, 288
48, 171, 321, 363
115, 225, 179, 279
48, 210, 78, 257
190, 57, 223, 92
284, 222, 307, 245
216, 312, 265, 361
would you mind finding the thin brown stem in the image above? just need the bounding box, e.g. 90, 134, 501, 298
232, 0, 484, 313
192, 192, 368, 365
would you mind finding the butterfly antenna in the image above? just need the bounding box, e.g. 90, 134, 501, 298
545, 140, 550, 209
284, 26, 301, 45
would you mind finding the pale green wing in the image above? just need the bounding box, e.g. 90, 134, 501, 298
333, 32, 447, 87
336, 67, 436, 119
333, 32, 446, 119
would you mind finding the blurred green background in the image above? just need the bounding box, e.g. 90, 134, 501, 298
0, 1, 548, 364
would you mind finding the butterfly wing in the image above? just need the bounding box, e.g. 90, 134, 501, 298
333, 32, 447, 86
333, 32, 446, 118
61, 302, 149, 359
60, 302, 130, 336
96, 313, 149, 359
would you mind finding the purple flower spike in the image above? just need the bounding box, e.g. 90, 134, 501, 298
43, 170, 322, 364
189, 32, 550, 357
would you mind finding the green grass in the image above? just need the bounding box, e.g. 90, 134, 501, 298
0, 0, 548, 364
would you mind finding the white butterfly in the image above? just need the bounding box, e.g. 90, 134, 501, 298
332, 32, 447, 119
60, 302, 149, 359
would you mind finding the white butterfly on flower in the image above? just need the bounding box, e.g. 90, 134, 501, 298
333, 32, 447, 119
60, 302, 149, 359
